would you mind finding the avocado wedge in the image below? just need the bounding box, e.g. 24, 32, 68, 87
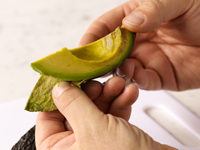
31, 27, 135, 81
25, 27, 136, 112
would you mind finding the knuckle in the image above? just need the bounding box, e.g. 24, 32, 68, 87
144, 0, 164, 11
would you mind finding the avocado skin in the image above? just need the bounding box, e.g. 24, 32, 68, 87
25, 75, 82, 112
25, 75, 59, 112
11, 126, 36, 150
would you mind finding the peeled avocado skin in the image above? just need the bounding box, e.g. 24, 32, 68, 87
31, 27, 135, 81
25, 27, 136, 112
25, 75, 58, 111
25, 75, 83, 111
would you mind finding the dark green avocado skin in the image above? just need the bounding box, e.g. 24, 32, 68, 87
12, 126, 36, 150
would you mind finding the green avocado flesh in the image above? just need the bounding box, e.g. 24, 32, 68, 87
31, 27, 135, 81
25, 27, 136, 112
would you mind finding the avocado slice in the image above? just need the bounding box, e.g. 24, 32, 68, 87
31, 27, 135, 81
25, 27, 136, 112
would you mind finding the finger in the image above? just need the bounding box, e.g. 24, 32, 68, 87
115, 40, 178, 90
79, 1, 135, 46
94, 76, 126, 113
113, 59, 136, 86
108, 84, 139, 121
79, 0, 193, 46
63, 80, 102, 133
130, 42, 177, 90
123, 0, 193, 32
116, 60, 165, 90
81, 80, 103, 100
52, 82, 103, 135
114, 58, 143, 87
132, 67, 162, 90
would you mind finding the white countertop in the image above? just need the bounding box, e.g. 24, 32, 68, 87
0, 0, 200, 149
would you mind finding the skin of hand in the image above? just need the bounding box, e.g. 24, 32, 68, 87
35, 77, 177, 150
79, 0, 200, 91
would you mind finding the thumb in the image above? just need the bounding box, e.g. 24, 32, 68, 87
122, 0, 193, 32
52, 82, 103, 134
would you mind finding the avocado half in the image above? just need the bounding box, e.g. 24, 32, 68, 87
31, 27, 135, 81
25, 27, 136, 112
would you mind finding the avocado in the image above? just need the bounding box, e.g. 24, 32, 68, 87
25, 75, 83, 112
31, 27, 135, 81
12, 126, 36, 150
25, 27, 136, 112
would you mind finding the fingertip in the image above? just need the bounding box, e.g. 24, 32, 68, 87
108, 83, 139, 121
52, 82, 72, 100
131, 66, 147, 89
122, 12, 145, 32
82, 80, 103, 100
122, 1, 165, 33
122, 15, 156, 33
105, 76, 126, 95
126, 83, 139, 103
119, 83, 139, 108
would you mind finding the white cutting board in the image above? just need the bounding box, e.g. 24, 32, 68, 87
130, 90, 200, 150
0, 90, 200, 150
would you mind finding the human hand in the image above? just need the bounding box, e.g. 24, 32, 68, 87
35, 77, 176, 150
79, 0, 200, 91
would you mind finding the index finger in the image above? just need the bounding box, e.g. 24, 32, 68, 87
79, 1, 136, 46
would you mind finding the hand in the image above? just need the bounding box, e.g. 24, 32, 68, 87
35, 77, 176, 150
79, 0, 200, 91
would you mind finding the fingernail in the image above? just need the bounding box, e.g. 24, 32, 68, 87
123, 12, 145, 26
52, 82, 71, 99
